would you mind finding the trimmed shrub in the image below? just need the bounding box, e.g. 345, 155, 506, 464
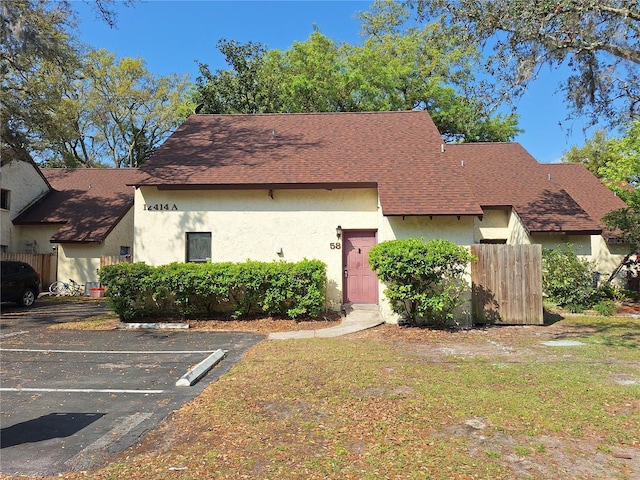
542, 245, 599, 309
98, 259, 326, 321
97, 262, 155, 321
368, 238, 474, 326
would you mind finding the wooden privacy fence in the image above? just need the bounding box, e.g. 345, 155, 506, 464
100, 255, 133, 268
471, 244, 543, 325
0, 253, 55, 291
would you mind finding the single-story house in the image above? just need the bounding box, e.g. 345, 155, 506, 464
12, 168, 142, 287
131, 111, 631, 323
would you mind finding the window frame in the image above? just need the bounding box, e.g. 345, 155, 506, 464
186, 232, 212, 263
1, 189, 10, 210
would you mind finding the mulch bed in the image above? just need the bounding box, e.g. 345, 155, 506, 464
617, 302, 640, 315
187, 311, 343, 333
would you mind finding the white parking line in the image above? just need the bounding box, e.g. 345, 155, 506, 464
0, 348, 215, 354
0, 387, 164, 394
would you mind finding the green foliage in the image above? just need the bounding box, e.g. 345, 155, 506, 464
599, 120, 640, 190
542, 245, 599, 309
368, 238, 474, 326
1, 0, 174, 168
49, 49, 190, 167
1, 0, 81, 163
412, 0, 640, 128
98, 260, 326, 322
97, 262, 155, 321
561, 130, 620, 177
192, 0, 521, 142
593, 300, 616, 317
598, 122, 640, 256
602, 191, 640, 254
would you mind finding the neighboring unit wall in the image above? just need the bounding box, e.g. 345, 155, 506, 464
134, 187, 379, 310
57, 209, 135, 285
591, 236, 632, 284
531, 234, 592, 256
0, 160, 49, 251
507, 211, 531, 245
13, 225, 60, 255
473, 209, 510, 243
15, 210, 134, 286
503, 209, 628, 282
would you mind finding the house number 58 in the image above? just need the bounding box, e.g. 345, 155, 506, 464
330, 242, 342, 250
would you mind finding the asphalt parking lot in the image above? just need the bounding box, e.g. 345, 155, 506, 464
0, 301, 265, 477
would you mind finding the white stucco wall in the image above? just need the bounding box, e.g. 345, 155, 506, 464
0, 160, 50, 250
507, 211, 532, 245
14, 225, 60, 255
56, 208, 135, 286
16, 209, 134, 287
134, 187, 380, 310
505, 210, 629, 283
473, 209, 510, 242
591, 236, 632, 285
532, 234, 592, 256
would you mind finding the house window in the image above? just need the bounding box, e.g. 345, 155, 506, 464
186, 232, 211, 263
120, 246, 131, 256
0, 245, 7, 253
1, 189, 10, 210
479, 239, 507, 244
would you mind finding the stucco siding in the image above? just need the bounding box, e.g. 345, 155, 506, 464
0, 160, 49, 250
14, 209, 134, 286
134, 187, 379, 309
56, 209, 135, 286
591, 236, 631, 283
57, 244, 102, 287
14, 225, 60, 254
532, 234, 592, 256
507, 211, 532, 245
102, 208, 134, 256
473, 209, 510, 243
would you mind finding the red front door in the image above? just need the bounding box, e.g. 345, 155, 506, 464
343, 231, 378, 304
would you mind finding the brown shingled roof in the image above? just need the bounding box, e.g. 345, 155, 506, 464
13, 168, 142, 243
137, 111, 483, 216
447, 143, 602, 234
545, 163, 628, 238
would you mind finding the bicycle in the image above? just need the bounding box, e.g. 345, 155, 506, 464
49, 278, 84, 296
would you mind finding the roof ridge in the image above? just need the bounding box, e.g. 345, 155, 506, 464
191, 110, 426, 118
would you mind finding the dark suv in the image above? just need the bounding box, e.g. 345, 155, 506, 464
1, 260, 41, 307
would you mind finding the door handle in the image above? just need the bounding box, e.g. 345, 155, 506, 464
344, 267, 348, 278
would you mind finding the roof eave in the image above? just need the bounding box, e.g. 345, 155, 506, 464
527, 229, 602, 236
138, 182, 379, 191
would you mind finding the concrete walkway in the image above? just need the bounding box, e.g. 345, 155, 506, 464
269, 304, 384, 340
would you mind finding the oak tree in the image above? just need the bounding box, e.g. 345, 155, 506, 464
193, 0, 520, 142
412, 0, 640, 127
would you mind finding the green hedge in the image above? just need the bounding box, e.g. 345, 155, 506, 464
369, 238, 474, 326
98, 260, 327, 322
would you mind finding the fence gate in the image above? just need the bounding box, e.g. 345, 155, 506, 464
100, 255, 133, 268
471, 244, 543, 325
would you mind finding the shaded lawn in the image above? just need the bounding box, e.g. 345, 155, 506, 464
38, 317, 640, 479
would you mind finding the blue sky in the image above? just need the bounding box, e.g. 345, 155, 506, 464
73, 0, 598, 163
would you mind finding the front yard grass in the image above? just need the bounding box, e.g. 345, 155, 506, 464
47, 315, 640, 479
